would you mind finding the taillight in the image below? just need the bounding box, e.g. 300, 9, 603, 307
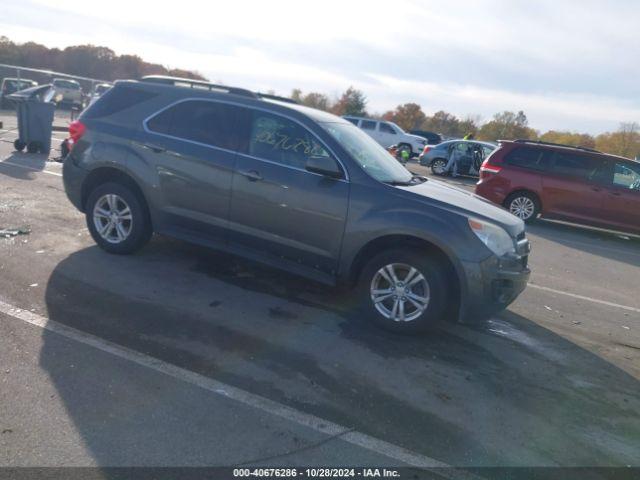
67, 120, 86, 150
422, 145, 431, 155
479, 158, 502, 179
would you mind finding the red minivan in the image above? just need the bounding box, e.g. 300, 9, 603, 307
475, 140, 640, 234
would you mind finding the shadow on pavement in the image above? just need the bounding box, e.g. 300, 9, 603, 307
0, 152, 47, 180
39, 241, 640, 468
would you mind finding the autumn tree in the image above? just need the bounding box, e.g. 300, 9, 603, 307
477, 110, 537, 141
331, 86, 367, 117
382, 103, 426, 131
539, 130, 596, 149
595, 122, 640, 159
420, 111, 461, 137
0, 36, 205, 82
291, 89, 332, 111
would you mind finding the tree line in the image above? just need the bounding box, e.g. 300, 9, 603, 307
292, 87, 640, 159
0, 36, 205, 82
1, 37, 638, 159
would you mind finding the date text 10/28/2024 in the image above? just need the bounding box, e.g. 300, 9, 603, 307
233, 468, 401, 478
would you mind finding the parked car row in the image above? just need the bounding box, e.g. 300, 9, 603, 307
343, 116, 430, 157
0, 76, 112, 110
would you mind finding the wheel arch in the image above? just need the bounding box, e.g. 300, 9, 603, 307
346, 234, 461, 319
81, 167, 149, 217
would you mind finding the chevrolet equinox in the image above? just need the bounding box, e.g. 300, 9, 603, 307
62, 76, 531, 333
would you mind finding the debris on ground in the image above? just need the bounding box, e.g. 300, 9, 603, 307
544, 305, 552, 311
0, 226, 31, 238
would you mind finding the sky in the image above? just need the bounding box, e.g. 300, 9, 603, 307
2, 0, 639, 133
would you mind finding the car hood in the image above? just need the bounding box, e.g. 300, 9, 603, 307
398, 180, 524, 236
406, 133, 427, 143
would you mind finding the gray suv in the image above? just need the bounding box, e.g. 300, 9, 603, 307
62, 76, 530, 333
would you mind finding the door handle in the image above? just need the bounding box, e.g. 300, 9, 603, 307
142, 143, 166, 154
238, 170, 262, 182
591, 187, 601, 192
608, 191, 622, 196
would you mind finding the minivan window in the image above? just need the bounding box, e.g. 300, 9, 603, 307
249, 111, 334, 170
379, 123, 396, 134
147, 100, 246, 150
321, 122, 412, 184
504, 147, 547, 170
550, 152, 600, 179
361, 120, 376, 130
344, 117, 359, 126
613, 161, 640, 190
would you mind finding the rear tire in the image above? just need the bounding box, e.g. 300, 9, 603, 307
504, 191, 540, 223
357, 248, 448, 333
86, 182, 152, 254
430, 158, 448, 176
13, 139, 25, 152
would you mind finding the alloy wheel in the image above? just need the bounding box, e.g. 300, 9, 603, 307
509, 196, 535, 220
370, 263, 430, 322
93, 194, 133, 244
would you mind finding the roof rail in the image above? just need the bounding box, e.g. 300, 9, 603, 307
511, 139, 600, 153
256, 92, 298, 104
140, 75, 257, 99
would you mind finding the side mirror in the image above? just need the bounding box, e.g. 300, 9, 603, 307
305, 156, 343, 179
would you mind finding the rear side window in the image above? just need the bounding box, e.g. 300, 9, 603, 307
361, 120, 376, 130
379, 123, 396, 134
148, 100, 247, 151
504, 147, 548, 171
83, 85, 158, 119
248, 111, 334, 170
344, 117, 359, 126
550, 152, 600, 179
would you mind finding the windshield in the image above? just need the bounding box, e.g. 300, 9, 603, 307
321, 122, 412, 183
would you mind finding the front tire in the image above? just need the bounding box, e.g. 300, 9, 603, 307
357, 248, 448, 333
504, 191, 540, 223
86, 182, 152, 254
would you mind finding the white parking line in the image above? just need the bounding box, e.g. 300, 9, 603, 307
0, 159, 62, 176
0, 298, 478, 478
527, 283, 640, 314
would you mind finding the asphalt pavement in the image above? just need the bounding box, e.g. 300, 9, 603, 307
0, 111, 639, 473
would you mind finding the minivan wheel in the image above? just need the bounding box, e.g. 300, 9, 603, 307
431, 159, 448, 175
86, 182, 152, 254
505, 192, 540, 223
358, 248, 447, 333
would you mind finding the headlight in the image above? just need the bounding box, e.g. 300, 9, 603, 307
468, 218, 515, 257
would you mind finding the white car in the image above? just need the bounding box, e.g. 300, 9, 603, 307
52, 78, 83, 107
343, 116, 428, 156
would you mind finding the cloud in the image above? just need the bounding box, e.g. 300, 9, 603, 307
2, 0, 639, 132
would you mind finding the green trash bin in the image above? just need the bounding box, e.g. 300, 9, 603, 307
7, 84, 56, 155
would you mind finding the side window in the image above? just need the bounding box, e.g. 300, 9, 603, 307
613, 162, 640, 190
379, 123, 396, 134
361, 120, 376, 130
248, 111, 334, 170
504, 147, 545, 170
481, 145, 495, 157
147, 100, 245, 150
550, 152, 600, 180
345, 117, 359, 126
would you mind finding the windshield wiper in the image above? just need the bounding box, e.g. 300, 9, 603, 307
384, 175, 427, 186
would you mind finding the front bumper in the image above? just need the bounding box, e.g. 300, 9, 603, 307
458, 249, 530, 323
